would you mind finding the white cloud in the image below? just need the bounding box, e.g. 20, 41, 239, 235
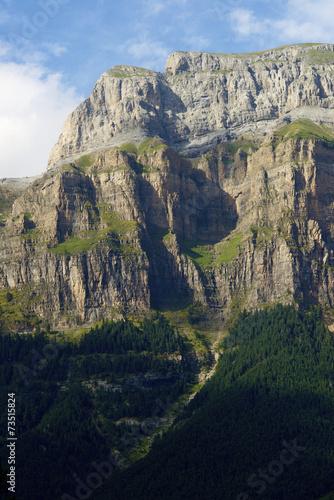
142, 0, 188, 17
0, 41, 11, 58
0, 61, 82, 178
123, 37, 169, 70
183, 35, 211, 51
228, 0, 334, 43
228, 9, 266, 37
42, 42, 68, 57
142, 0, 166, 17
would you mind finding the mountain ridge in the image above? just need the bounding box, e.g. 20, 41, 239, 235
47, 43, 334, 169
2, 45, 334, 330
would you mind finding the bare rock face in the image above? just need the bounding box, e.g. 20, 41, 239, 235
3, 129, 334, 328
48, 44, 334, 169
4, 45, 334, 328
0, 139, 230, 327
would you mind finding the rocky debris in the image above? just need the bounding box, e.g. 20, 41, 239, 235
0, 175, 43, 190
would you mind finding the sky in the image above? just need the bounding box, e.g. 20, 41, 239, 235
0, 0, 333, 178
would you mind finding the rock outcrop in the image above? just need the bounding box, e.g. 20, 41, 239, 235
3, 45, 334, 329
48, 43, 334, 168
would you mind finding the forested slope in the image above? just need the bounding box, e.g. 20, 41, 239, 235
93, 305, 334, 500
0, 315, 196, 500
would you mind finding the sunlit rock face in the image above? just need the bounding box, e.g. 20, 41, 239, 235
48, 44, 334, 167
3, 44, 334, 328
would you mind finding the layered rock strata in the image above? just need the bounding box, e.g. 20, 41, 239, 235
48, 43, 334, 168
2, 45, 334, 327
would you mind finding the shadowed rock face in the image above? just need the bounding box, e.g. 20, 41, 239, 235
3, 45, 334, 329
3, 132, 334, 328
48, 44, 334, 168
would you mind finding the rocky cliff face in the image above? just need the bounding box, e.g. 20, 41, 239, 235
2, 45, 334, 329
48, 43, 334, 168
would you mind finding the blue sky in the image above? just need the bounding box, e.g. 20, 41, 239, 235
0, 0, 333, 178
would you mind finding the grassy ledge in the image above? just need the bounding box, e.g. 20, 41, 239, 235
216, 232, 244, 265
273, 120, 334, 149
49, 211, 138, 256
179, 240, 214, 269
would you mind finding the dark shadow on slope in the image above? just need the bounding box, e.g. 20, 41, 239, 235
142, 226, 195, 311
94, 377, 334, 500
91, 385, 334, 500
91, 305, 334, 500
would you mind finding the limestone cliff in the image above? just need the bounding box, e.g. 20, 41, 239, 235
2, 45, 334, 329
48, 43, 334, 167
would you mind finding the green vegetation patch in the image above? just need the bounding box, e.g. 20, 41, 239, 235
109, 67, 154, 78
226, 136, 260, 156
306, 49, 334, 65
49, 232, 137, 257
162, 231, 174, 245
179, 240, 214, 269
216, 232, 243, 265
99, 208, 138, 233
273, 120, 334, 149
119, 143, 138, 154
50, 210, 138, 255
137, 138, 168, 156
49, 234, 99, 254
20, 230, 47, 244
181, 233, 247, 269
61, 163, 84, 174
0, 285, 43, 331
75, 154, 95, 169
250, 226, 275, 249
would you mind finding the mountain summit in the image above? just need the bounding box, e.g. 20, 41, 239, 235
2, 44, 334, 329
48, 43, 334, 168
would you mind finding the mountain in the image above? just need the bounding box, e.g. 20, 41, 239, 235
2, 44, 334, 500
2, 43, 334, 330
48, 42, 334, 166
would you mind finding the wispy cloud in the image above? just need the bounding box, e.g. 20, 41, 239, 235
228, 9, 265, 37
123, 37, 170, 69
228, 0, 334, 43
142, 0, 188, 17
0, 41, 11, 58
42, 42, 68, 57
183, 35, 211, 51
142, 0, 166, 17
0, 10, 13, 25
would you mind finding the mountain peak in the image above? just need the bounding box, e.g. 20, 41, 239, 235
47, 43, 334, 171
166, 43, 334, 74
